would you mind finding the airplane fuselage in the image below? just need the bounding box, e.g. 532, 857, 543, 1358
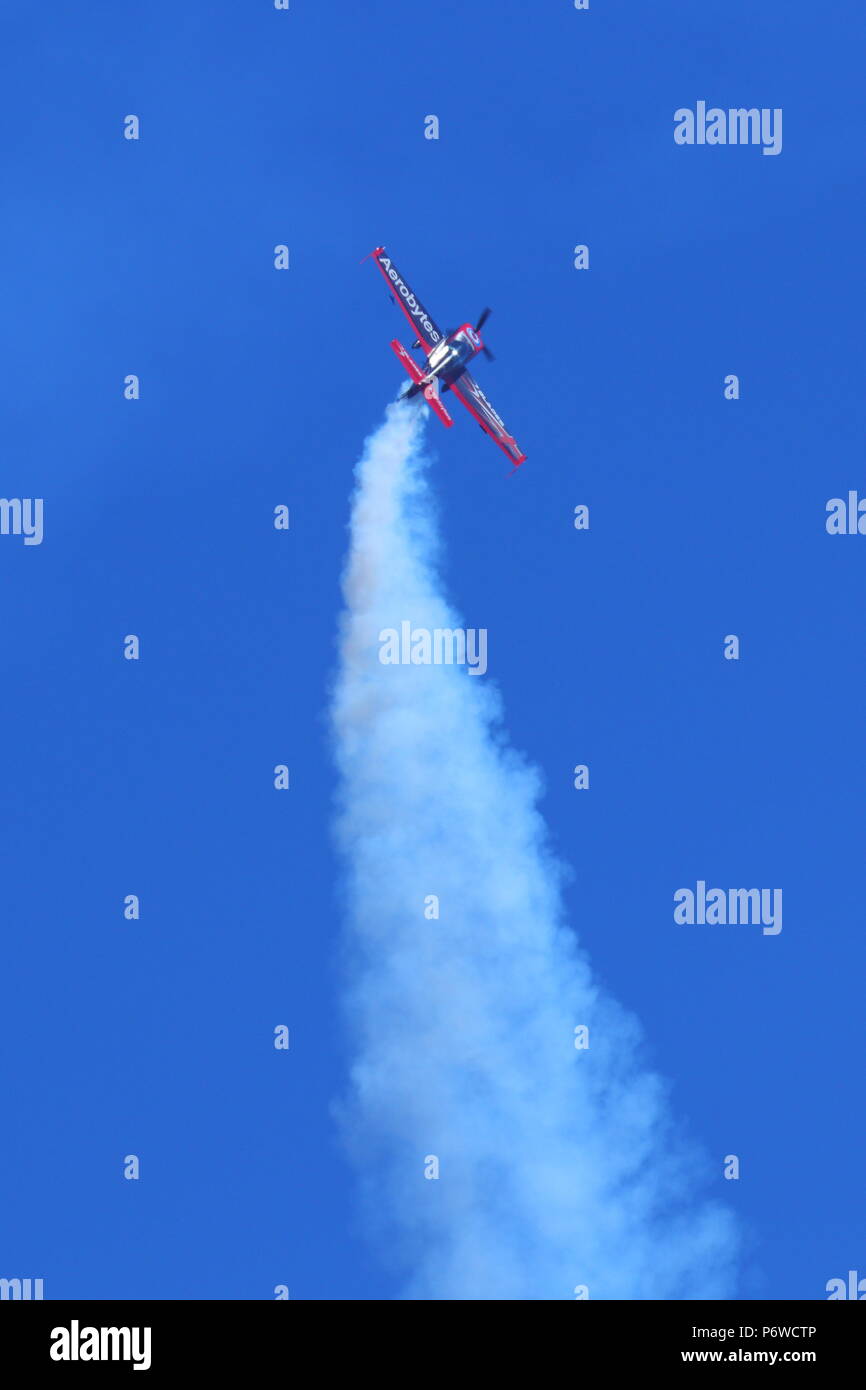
418, 324, 482, 389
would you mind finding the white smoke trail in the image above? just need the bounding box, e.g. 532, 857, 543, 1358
331, 401, 738, 1299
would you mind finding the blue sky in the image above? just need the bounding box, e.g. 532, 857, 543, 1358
1, 1, 864, 1299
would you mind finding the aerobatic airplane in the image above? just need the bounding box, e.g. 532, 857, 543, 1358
366, 246, 526, 466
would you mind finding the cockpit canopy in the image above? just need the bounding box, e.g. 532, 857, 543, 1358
449, 329, 478, 362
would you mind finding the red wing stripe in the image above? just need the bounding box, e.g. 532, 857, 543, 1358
450, 380, 526, 465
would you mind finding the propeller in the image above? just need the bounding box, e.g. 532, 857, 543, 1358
445, 311, 496, 359
475, 308, 494, 360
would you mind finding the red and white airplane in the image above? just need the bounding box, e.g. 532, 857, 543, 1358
366, 246, 526, 466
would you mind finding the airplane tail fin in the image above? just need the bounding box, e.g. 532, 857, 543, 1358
389, 340, 452, 428
422, 379, 453, 428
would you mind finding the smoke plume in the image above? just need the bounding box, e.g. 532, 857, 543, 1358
331, 400, 738, 1299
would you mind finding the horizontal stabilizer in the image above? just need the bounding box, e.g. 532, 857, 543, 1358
423, 379, 453, 428
389, 338, 426, 384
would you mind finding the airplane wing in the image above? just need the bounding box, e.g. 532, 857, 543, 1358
370, 247, 444, 356
450, 370, 527, 466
